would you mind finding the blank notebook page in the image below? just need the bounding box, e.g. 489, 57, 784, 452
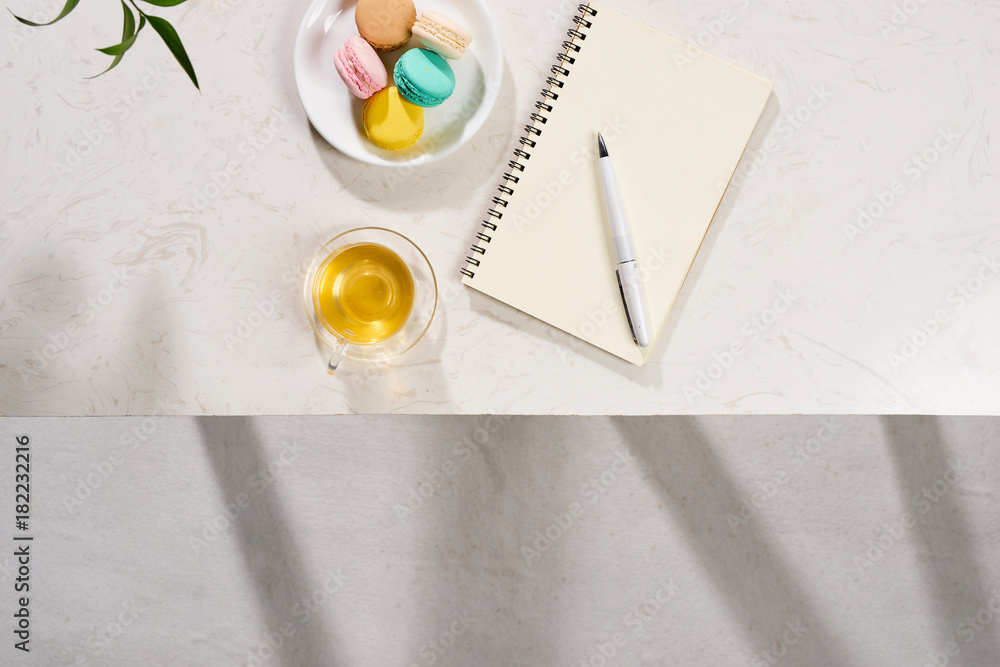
462, 2, 772, 365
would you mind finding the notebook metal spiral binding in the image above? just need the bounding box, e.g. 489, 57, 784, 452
461, 3, 598, 279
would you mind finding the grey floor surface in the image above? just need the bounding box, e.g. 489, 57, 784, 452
0, 415, 997, 666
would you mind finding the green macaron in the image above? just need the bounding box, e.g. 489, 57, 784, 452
393, 48, 456, 107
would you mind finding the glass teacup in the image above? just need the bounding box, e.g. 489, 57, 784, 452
303, 227, 437, 374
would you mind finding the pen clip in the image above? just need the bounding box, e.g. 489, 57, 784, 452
615, 269, 638, 344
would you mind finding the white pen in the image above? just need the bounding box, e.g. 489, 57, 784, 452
597, 133, 651, 348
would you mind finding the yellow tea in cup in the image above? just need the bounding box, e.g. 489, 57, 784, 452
313, 242, 415, 344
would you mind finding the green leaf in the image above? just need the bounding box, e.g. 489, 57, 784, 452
89, 5, 145, 78
9, 0, 79, 26
137, 0, 189, 6
146, 14, 198, 89
96, 16, 144, 56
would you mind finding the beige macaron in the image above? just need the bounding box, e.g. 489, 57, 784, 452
411, 10, 473, 60
355, 0, 417, 52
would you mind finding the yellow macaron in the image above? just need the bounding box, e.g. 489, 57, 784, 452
362, 86, 424, 150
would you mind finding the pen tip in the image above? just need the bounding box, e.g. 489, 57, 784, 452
597, 133, 608, 158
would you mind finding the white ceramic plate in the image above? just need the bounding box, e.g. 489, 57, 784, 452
293, 0, 503, 167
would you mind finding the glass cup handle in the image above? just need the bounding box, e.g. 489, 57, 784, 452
327, 340, 350, 375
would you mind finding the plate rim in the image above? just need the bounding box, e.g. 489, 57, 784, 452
293, 0, 504, 168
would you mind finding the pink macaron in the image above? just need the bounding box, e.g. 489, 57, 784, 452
335, 35, 387, 99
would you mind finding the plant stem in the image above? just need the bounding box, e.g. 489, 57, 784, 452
126, 0, 147, 19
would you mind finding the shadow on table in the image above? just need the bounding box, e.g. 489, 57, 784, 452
196, 417, 345, 666
310, 301, 451, 413
409, 416, 566, 666
611, 415, 856, 666
0, 252, 88, 415
880, 416, 1000, 663
465, 290, 669, 392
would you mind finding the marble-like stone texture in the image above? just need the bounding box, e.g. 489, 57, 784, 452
1, 0, 999, 415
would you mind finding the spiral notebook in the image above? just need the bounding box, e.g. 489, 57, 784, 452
461, 2, 772, 365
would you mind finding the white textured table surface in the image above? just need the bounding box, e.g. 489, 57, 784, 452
2, 0, 999, 415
